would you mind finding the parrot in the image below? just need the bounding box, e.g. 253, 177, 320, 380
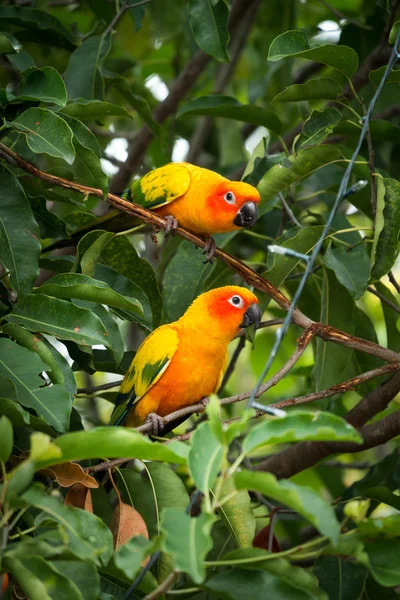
45, 162, 261, 261
109, 285, 262, 434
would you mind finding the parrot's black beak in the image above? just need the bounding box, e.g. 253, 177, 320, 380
240, 304, 262, 329
233, 201, 258, 228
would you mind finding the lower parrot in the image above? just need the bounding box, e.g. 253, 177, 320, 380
46, 162, 260, 260
109, 286, 262, 433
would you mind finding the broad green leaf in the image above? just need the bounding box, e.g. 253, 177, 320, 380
189, 0, 229, 62
217, 477, 255, 548
272, 78, 343, 103
8, 108, 75, 164
243, 410, 362, 454
112, 537, 153, 581
389, 20, 400, 43
118, 463, 189, 538
314, 269, 355, 390
161, 508, 216, 583
362, 487, 400, 512
0, 164, 41, 300
189, 422, 225, 496
235, 470, 340, 542
335, 119, 400, 142
370, 177, 400, 282
206, 395, 224, 443
177, 95, 283, 134
37, 273, 143, 317
50, 561, 99, 600
6, 294, 114, 349
64, 35, 111, 101
369, 66, 400, 86
61, 114, 101, 155
0, 415, 13, 462
324, 244, 370, 299
80, 232, 114, 276
61, 99, 134, 120
73, 139, 108, 195
109, 75, 161, 133
258, 146, 344, 203
0, 33, 17, 54
359, 515, 400, 539
268, 30, 358, 77
314, 556, 368, 600
205, 568, 317, 600
0, 7, 75, 49
24, 485, 113, 566
33, 427, 188, 469
3, 556, 52, 600
365, 539, 400, 586
8, 66, 67, 106
12, 556, 82, 600
0, 338, 71, 432
296, 108, 343, 149
72, 300, 123, 365
29, 196, 69, 240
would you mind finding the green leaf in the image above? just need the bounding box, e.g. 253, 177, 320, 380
205, 568, 318, 600
29, 196, 69, 240
370, 177, 400, 282
189, 422, 224, 496
177, 95, 283, 134
324, 244, 370, 300
11, 556, 82, 600
314, 269, 355, 390
0, 164, 41, 300
235, 470, 340, 543
365, 539, 400, 586
24, 485, 113, 566
64, 35, 111, 101
189, 0, 229, 62
109, 76, 161, 133
8, 66, 67, 106
0, 338, 71, 432
61, 114, 101, 155
0, 33, 17, 54
243, 410, 362, 454
362, 486, 400, 512
268, 31, 358, 77
8, 107, 75, 164
33, 427, 188, 469
0, 415, 13, 462
51, 561, 99, 600
80, 232, 114, 276
5, 294, 113, 350
375, 283, 400, 353
258, 146, 344, 203
314, 556, 368, 600
0, 7, 75, 49
61, 99, 134, 120
161, 508, 216, 583
37, 273, 143, 317
217, 477, 255, 548
272, 78, 343, 103
112, 537, 153, 581
369, 66, 400, 86
296, 108, 343, 150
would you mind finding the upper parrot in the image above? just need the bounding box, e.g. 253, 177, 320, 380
109, 285, 262, 434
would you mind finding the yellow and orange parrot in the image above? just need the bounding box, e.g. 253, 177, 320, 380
109, 286, 262, 433
49, 163, 260, 260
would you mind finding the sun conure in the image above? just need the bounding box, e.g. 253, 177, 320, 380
109, 286, 262, 434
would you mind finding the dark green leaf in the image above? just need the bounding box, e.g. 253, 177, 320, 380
324, 244, 370, 300
64, 35, 111, 101
369, 66, 400, 86
8, 107, 75, 164
9, 66, 67, 106
218, 477, 255, 548
0, 164, 41, 300
188, 422, 224, 495
268, 31, 358, 76
370, 177, 400, 282
29, 196, 69, 239
314, 556, 368, 600
0, 415, 13, 462
296, 108, 343, 149
177, 95, 283, 134
365, 539, 400, 586
109, 76, 161, 133
0, 33, 17, 54
0, 7, 75, 49
235, 470, 340, 542
61, 99, 134, 120
112, 537, 153, 581
0, 338, 71, 432
272, 78, 343, 103
375, 283, 400, 353
189, 0, 229, 61
50, 561, 100, 600
61, 114, 101, 155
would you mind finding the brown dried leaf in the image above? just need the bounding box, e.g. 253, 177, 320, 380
110, 502, 149, 550
64, 483, 93, 512
39, 462, 98, 488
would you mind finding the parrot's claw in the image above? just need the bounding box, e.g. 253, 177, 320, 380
164, 215, 179, 236
146, 413, 165, 437
202, 237, 217, 264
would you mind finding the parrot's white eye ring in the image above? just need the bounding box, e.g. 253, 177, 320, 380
228, 295, 244, 308
224, 191, 236, 204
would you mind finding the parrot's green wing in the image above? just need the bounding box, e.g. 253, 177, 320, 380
109, 325, 179, 426
130, 162, 191, 209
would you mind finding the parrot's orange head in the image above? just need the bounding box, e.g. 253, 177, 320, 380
185, 286, 261, 342
206, 181, 260, 232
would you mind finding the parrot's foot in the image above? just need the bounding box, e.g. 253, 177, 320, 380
164, 215, 179, 236
145, 413, 165, 437
202, 237, 217, 264
195, 397, 209, 415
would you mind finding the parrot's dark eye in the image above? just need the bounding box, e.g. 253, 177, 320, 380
228, 295, 244, 308
224, 191, 236, 204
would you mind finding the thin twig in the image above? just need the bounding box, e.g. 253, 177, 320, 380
278, 193, 302, 228
388, 271, 400, 293
103, 0, 151, 38
318, 0, 372, 29
367, 286, 400, 314
219, 336, 246, 392
77, 380, 122, 394
323, 460, 371, 469
142, 571, 179, 600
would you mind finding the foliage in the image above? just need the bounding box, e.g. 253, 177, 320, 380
0, 0, 399, 599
